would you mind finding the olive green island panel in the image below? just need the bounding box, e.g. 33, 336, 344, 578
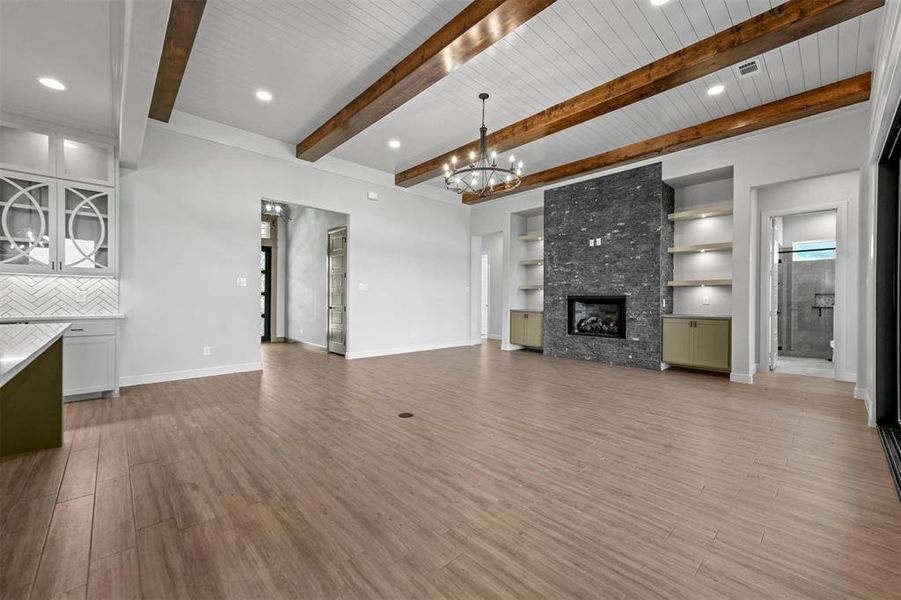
0, 323, 67, 457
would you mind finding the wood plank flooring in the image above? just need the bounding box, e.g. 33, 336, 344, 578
1, 341, 900, 599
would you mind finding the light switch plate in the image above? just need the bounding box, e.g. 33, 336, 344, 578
589, 239, 595, 247
358, 283, 369, 291
367, 191, 378, 201
702, 295, 710, 305
595, 237, 602, 245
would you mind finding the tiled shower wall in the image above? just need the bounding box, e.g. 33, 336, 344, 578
0, 275, 119, 317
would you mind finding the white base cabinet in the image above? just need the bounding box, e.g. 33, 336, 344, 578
60, 320, 118, 400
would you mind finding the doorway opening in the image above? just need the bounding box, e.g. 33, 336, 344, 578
766, 210, 837, 378
260, 245, 272, 342
480, 253, 489, 338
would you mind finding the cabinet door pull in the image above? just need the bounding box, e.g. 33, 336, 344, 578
70, 328, 84, 332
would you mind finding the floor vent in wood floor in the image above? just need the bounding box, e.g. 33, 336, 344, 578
879, 427, 901, 503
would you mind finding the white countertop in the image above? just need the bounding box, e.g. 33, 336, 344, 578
0, 323, 70, 387
0, 313, 125, 324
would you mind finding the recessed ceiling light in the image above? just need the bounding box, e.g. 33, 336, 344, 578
650, 0, 670, 5
707, 84, 725, 96
388, 139, 401, 149
255, 89, 272, 102
38, 77, 66, 91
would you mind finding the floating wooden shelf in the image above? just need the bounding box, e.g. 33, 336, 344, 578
519, 284, 544, 291
667, 278, 732, 287
519, 258, 544, 266
667, 203, 732, 222
667, 241, 733, 254
519, 230, 544, 242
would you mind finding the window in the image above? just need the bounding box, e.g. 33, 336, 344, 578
792, 240, 835, 261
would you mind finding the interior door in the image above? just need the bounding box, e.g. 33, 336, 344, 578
480, 254, 489, 337
768, 217, 782, 371
327, 227, 347, 355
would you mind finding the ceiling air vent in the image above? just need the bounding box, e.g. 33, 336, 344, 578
735, 58, 762, 79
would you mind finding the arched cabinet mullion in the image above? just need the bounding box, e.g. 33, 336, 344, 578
0, 172, 59, 272
58, 181, 115, 275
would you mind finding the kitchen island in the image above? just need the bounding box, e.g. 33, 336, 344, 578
0, 323, 68, 456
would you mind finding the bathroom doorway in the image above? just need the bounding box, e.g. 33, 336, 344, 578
769, 210, 837, 378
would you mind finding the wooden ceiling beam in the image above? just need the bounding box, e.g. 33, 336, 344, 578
295, 0, 556, 162
462, 73, 871, 204
149, 0, 207, 122
398, 0, 883, 188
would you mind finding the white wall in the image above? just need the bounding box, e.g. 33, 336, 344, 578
285, 205, 348, 347
118, 120, 471, 384
781, 211, 837, 246
471, 106, 869, 385
756, 173, 857, 381
480, 232, 503, 339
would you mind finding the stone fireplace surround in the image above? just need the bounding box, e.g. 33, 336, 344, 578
542, 163, 674, 370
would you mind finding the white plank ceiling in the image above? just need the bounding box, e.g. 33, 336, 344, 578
176, 0, 881, 183
0, 0, 116, 137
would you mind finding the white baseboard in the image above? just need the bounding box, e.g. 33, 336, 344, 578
835, 371, 856, 383
345, 340, 473, 360
487, 334, 502, 340
120, 362, 262, 387
730, 372, 754, 384
285, 337, 326, 349
853, 386, 870, 401
660, 362, 671, 371
501, 342, 524, 351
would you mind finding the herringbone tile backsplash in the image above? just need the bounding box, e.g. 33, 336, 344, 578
0, 275, 119, 317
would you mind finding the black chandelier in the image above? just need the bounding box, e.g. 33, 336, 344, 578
444, 93, 523, 197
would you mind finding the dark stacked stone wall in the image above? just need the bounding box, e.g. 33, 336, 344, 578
543, 163, 674, 369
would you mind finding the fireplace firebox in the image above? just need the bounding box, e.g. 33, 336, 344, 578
567, 296, 626, 338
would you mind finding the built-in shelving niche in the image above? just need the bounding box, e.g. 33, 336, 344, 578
511, 207, 544, 313
663, 166, 734, 317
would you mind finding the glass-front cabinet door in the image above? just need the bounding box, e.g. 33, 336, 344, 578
0, 173, 57, 271
60, 182, 114, 274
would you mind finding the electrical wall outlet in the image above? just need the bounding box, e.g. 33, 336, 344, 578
202, 346, 211, 356
595, 237, 602, 246
589, 239, 595, 247
236, 276, 247, 287
367, 191, 378, 201
358, 283, 369, 291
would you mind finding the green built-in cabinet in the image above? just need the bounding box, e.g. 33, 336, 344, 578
662, 316, 731, 372
510, 310, 543, 349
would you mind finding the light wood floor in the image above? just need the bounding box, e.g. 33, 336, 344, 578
2, 341, 900, 599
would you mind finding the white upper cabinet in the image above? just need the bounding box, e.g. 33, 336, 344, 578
60, 181, 115, 274
0, 124, 53, 175
59, 137, 115, 186
0, 122, 115, 186
0, 172, 57, 272
0, 122, 117, 276
0, 171, 116, 275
